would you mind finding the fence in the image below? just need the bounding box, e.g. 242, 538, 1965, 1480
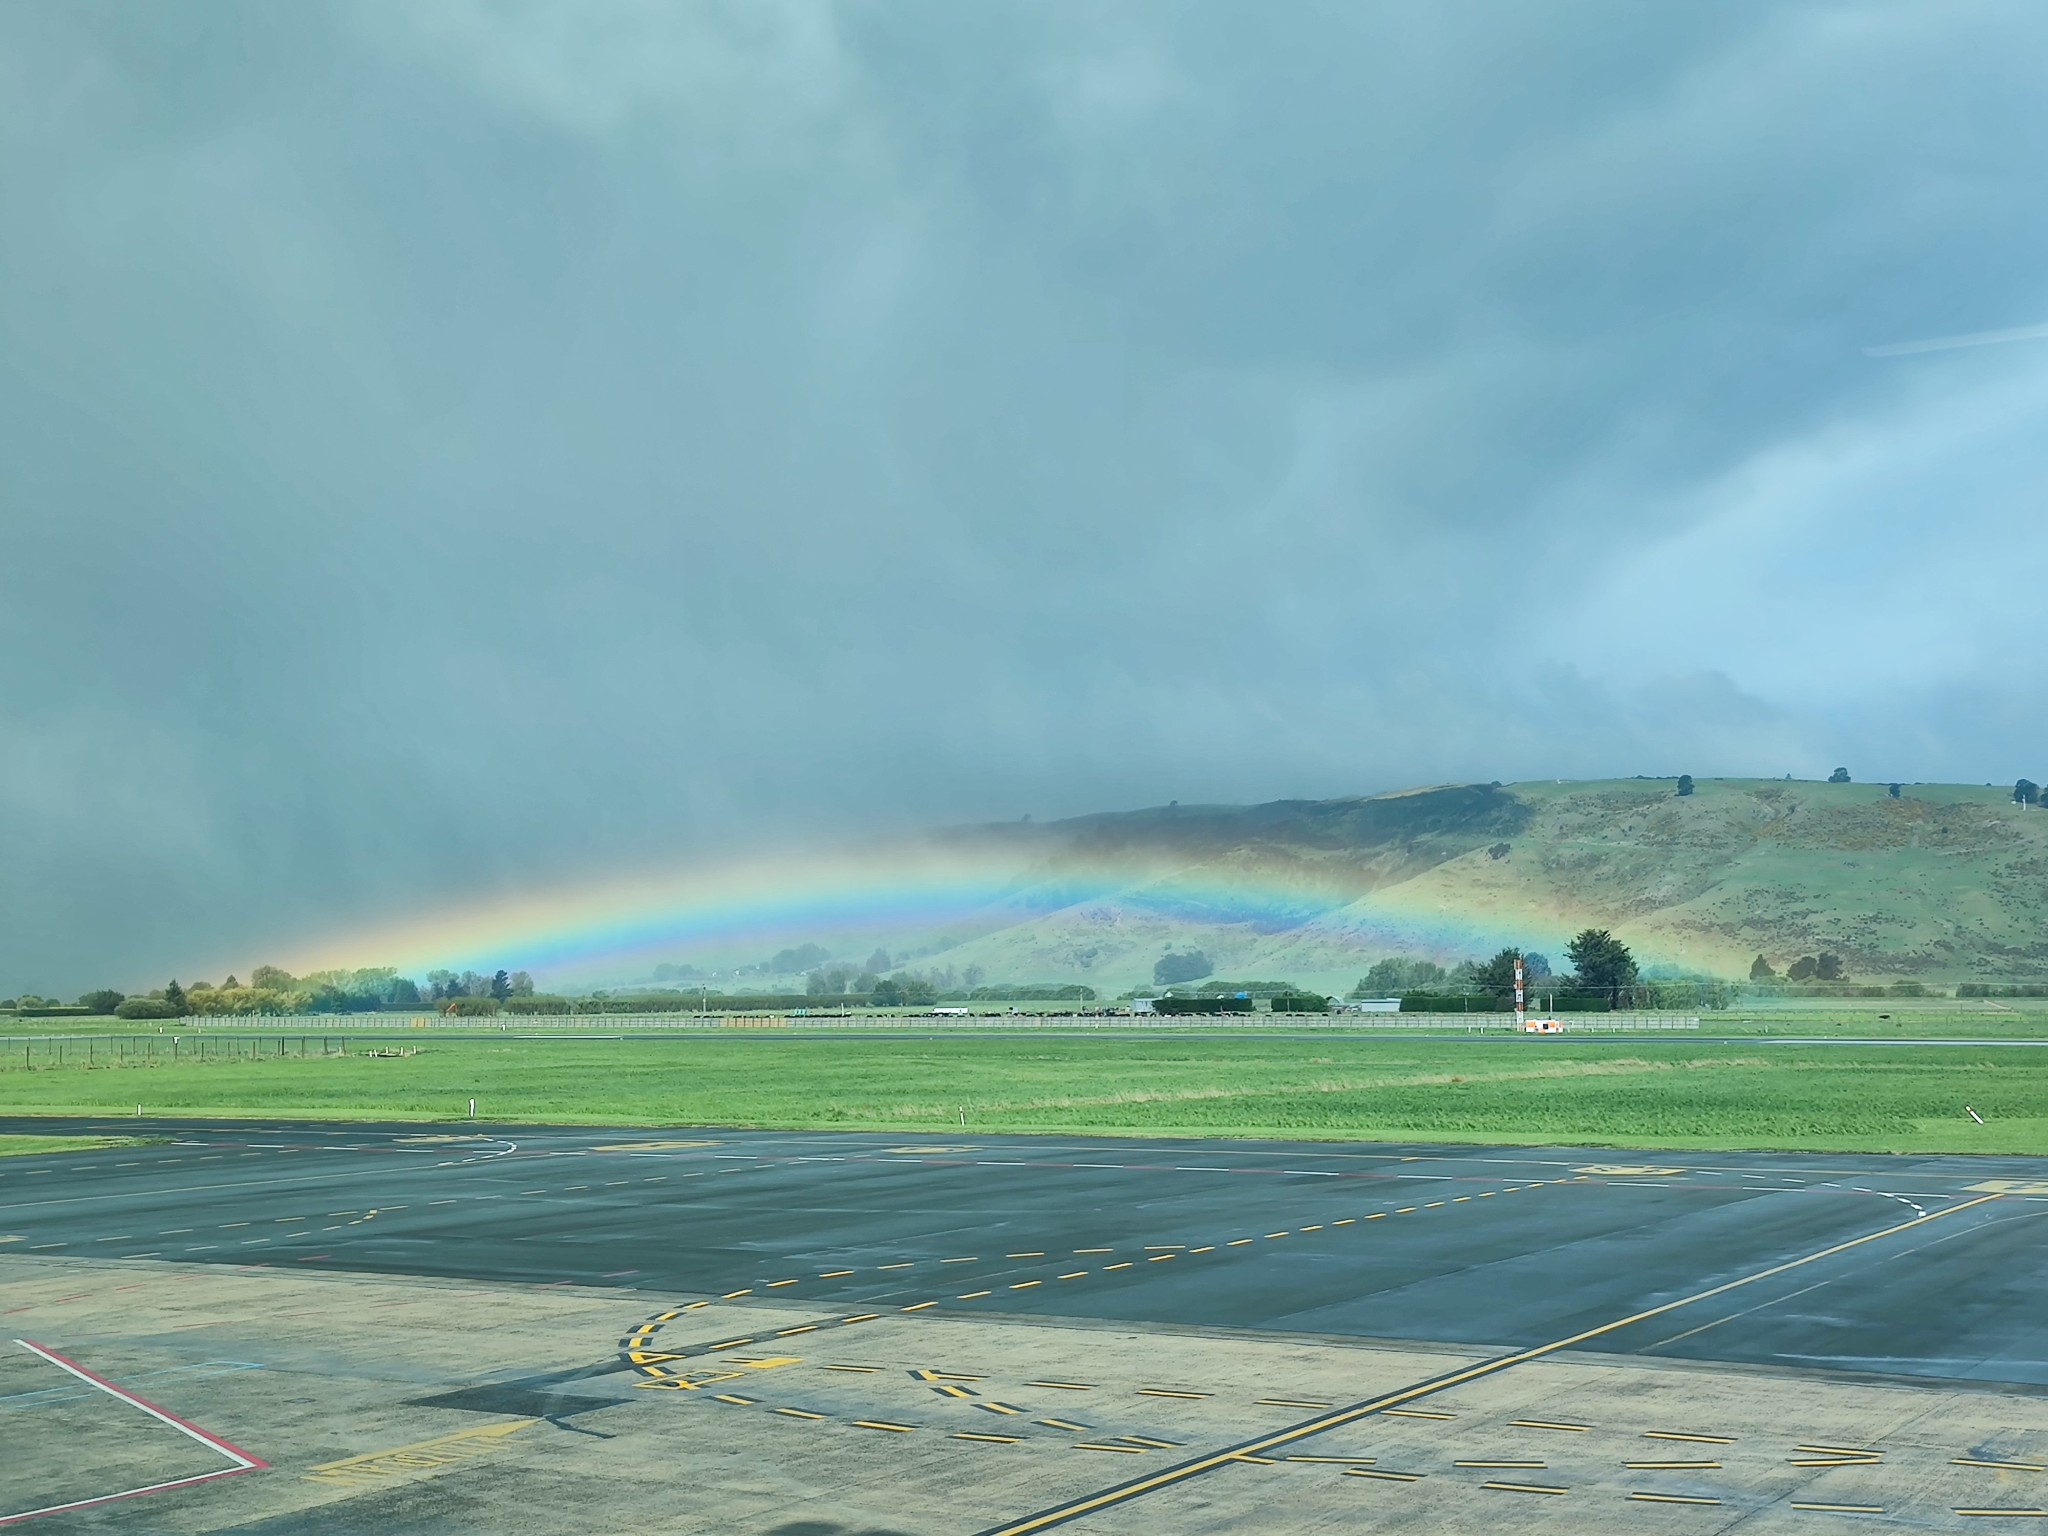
1, 1034, 348, 1070
168, 1012, 1703, 1033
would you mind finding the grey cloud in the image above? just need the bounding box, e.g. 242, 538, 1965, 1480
4, 1, 2047, 991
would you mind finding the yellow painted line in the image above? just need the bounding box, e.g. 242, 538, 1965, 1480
1484, 1481, 1567, 1495
722, 1289, 751, 1299
1075, 1247, 1113, 1254
1457, 1460, 1546, 1468
656, 1311, 680, 1322
1513, 1420, 1591, 1432
1345, 1468, 1423, 1481
1628, 1460, 1721, 1470
1058, 1271, 1089, 1280
1227, 1453, 1276, 1464
774, 1407, 826, 1420
1424, 1201, 1445, 1209
1452, 1197, 1470, 1203
1190, 1245, 1215, 1253
1645, 1431, 1733, 1444
979, 1403, 1026, 1416
1799, 1444, 1881, 1457
1105, 1262, 1132, 1271
1954, 1510, 2048, 1519
776, 1326, 817, 1337
1011, 1280, 1041, 1290
941, 1256, 978, 1264
1967, 1180, 2048, 1195
1286, 1455, 1372, 1465
826, 1364, 880, 1373
913, 1370, 983, 1382
855, 1420, 916, 1433
1227, 1239, 1254, 1247
1038, 1418, 1091, 1432
1143, 1245, 1184, 1251
820, 1270, 854, 1278
1136, 1389, 1209, 1400
956, 1432, 1023, 1444
1007, 1251, 1045, 1258
1793, 1504, 1887, 1514
1793, 1457, 1882, 1467
1264, 1232, 1288, 1239
1382, 1408, 1454, 1421
1630, 1492, 1722, 1506
1147, 1254, 1175, 1263
767, 1279, 798, 1288
1396, 1207, 1417, 1214
977, 1194, 2001, 1536
902, 1301, 937, 1312
1365, 1212, 1386, 1220
933, 1385, 975, 1398
1076, 1443, 1145, 1454
958, 1290, 992, 1299
1333, 1219, 1355, 1226
713, 1393, 755, 1404
1477, 1192, 1495, 1198
1026, 1381, 1096, 1391
304, 1420, 535, 1487
683, 1300, 710, 1310
1259, 1399, 1332, 1410
1121, 1436, 1180, 1450
842, 1313, 880, 1324
1300, 1224, 1323, 1231
879, 1261, 914, 1270
1956, 1459, 2048, 1472
710, 1338, 752, 1350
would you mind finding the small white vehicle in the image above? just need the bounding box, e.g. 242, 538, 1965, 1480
1521, 1018, 1565, 1034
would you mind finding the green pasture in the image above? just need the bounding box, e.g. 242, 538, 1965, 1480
0, 1034, 2041, 1155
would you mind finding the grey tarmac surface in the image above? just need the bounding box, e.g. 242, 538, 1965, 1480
2, 1118, 2046, 1533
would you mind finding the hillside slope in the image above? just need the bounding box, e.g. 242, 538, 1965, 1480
918, 778, 2048, 993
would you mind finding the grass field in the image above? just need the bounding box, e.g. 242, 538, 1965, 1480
0, 1034, 2041, 1155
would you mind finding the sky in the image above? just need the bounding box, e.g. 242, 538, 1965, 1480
4, 2, 2047, 993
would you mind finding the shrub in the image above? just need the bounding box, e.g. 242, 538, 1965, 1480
115, 997, 181, 1019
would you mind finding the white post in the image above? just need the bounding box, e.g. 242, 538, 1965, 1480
469, 1097, 476, 1119
1514, 956, 1526, 1031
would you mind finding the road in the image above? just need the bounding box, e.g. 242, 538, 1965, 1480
3, 1118, 2045, 1532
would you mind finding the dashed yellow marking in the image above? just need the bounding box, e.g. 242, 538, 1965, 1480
713, 1394, 755, 1404
1954, 1510, 2048, 1519
958, 1290, 992, 1300
1966, 1180, 2048, 1195
819, 1270, 853, 1278
1631, 1492, 1722, 1506
1147, 1254, 1174, 1263
956, 1432, 1022, 1444
933, 1385, 975, 1399
775, 1326, 817, 1337
1039, 1418, 1091, 1432
826, 1364, 879, 1373
722, 1289, 752, 1299
1346, 1468, 1423, 1482
880, 1262, 914, 1270
1956, 1459, 2048, 1472
1794, 1504, 1887, 1514
1333, 1218, 1355, 1226
1484, 1481, 1567, 1496
1260, 1399, 1333, 1410
767, 1279, 798, 1288
1457, 1460, 1546, 1469
1383, 1408, 1455, 1421
1287, 1455, 1372, 1464
1120, 1436, 1179, 1449
1075, 1247, 1113, 1254
902, 1301, 938, 1312
305, 1420, 536, 1487
1645, 1430, 1733, 1444
1059, 1271, 1088, 1280
1227, 1239, 1254, 1247
1011, 1280, 1041, 1290
1513, 1419, 1591, 1432
978, 1402, 1026, 1417
841, 1313, 879, 1325
941, 1256, 977, 1264
1105, 1262, 1133, 1271
1027, 1381, 1094, 1391
855, 1420, 916, 1433
1007, 1251, 1044, 1258
775, 1407, 826, 1420
1799, 1445, 1881, 1458
1136, 1388, 1208, 1400
1076, 1443, 1145, 1454
1629, 1460, 1721, 1470
1299, 1224, 1323, 1231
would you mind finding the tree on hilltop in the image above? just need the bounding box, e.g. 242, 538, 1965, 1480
2016, 779, 2039, 807
1829, 767, 1851, 783
1676, 775, 1694, 796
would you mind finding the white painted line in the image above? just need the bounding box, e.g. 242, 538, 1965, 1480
11, 1340, 265, 1469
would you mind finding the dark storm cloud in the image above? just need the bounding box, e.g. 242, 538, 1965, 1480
4, 1, 2046, 990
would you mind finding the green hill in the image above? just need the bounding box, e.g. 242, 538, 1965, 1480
895, 778, 2048, 995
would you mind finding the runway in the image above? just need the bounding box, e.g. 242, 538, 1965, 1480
3, 1118, 2046, 1532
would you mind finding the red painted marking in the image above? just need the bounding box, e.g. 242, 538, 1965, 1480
13, 1340, 265, 1468
0, 1467, 250, 1526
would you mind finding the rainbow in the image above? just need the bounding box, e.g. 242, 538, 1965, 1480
274, 835, 1578, 989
